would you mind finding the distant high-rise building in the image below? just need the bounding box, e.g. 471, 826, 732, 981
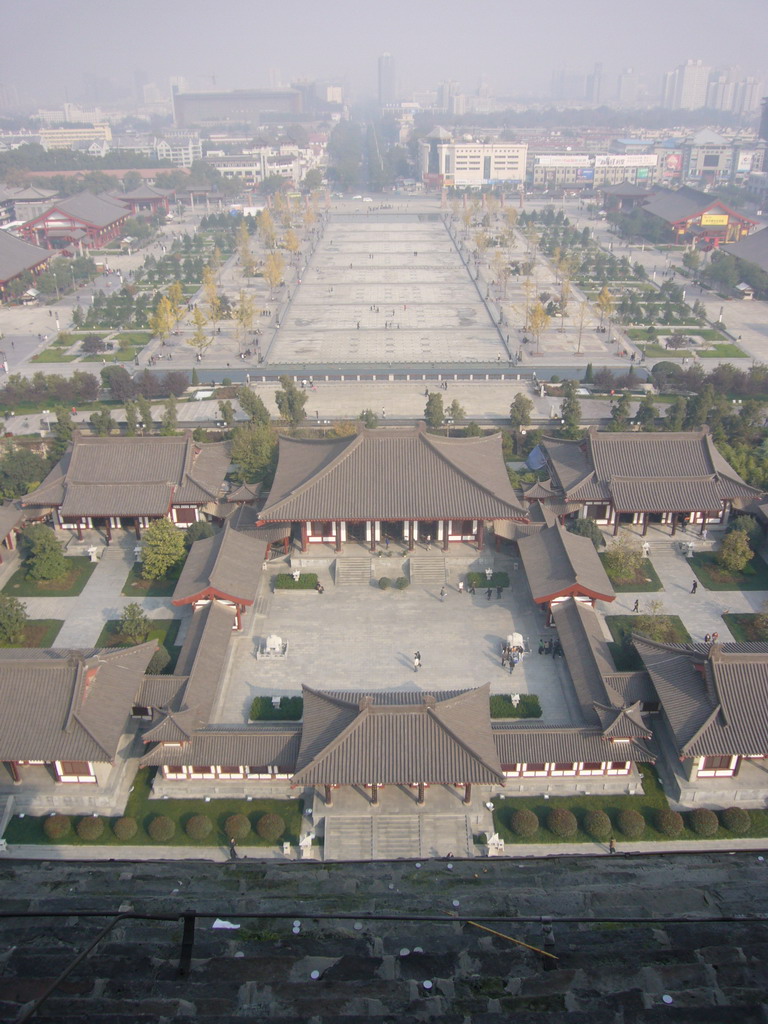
617, 68, 640, 107
662, 59, 710, 110
760, 98, 768, 142
378, 53, 396, 108
586, 63, 603, 105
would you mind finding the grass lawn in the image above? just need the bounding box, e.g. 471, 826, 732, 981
0, 619, 63, 648
94, 618, 181, 671
492, 764, 768, 844
690, 550, 768, 591
114, 331, 150, 345
3, 557, 98, 597
697, 344, 747, 358
121, 561, 183, 597
599, 555, 662, 592
722, 613, 768, 643
3, 768, 304, 848
604, 613, 691, 670
30, 350, 79, 363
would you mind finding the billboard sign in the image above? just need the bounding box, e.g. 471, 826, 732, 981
701, 213, 729, 226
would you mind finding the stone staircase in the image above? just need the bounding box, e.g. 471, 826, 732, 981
334, 557, 371, 586
324, 814, 473, 861
407, 557, 447, 585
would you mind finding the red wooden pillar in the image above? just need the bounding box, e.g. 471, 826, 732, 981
442, 520, 449, 551
335, 521, 342, 553
369, 522, 376, 553
670, 515, 677, 537
300, 523, 308, 552
463, 782, 472, 805
324, 784, 333, 807
476, 522, 484, 551
105, 519, 112, 542
613, 512, 620, 536
641, 514, 649, 536
408, 523, 414, 551
134, 519, 141, 539
371, 783, 379, 805
76, 522, 83, 541
417, 781, 425, 806
6, 761, 20, 782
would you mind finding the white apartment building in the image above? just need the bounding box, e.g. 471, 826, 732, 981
434, 141, 528, 187
206, 143, 325, 188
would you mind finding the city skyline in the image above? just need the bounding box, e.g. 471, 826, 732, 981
2, 0, 767, 109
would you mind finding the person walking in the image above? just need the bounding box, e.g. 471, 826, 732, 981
229, 837, 238, 861
458, 580, 465, 594
711, 631, 719, 643
425, 534, 432, 551
632, 599, 640, 613
691, 580, 698, 594
496, 585, 503, 600
468, 581, 476, 595
439, 586, 446, 603
704, 633, 711, 643
608, 837, 616, 855
413, 651, 421, 672
486, 587, 493, 601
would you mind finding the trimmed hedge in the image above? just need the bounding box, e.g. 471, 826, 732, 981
616, 808, 646, 839
274, 573, 318, 590
583, 809, 612, 841
256, 813, 285, 841
146, 647, 172, 674
148, 815, 176, 842
113, 816, 138, 840
510, 808, 539, 837
688, 807, 719, 837
224, 813, 251, 840
43, 814, 71, 840
378, 576, 392, 589
467, 571, 510, 589
547, 807, 578, 838
720, 806, 751, 835
395, 576, 409, 590
250, 696, 303, 721
185, 814, 213, 840
76, 816, 105, 841
655, 808, 684, 838
489, 694, 542, 719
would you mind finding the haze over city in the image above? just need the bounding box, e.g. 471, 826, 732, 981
3, 0, 768, 107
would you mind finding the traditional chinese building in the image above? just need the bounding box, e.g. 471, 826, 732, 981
22, 433, 232, 540
20, 192, 130, 251
0, 229, 50, 300
258, 425, 527, 552
525, 427, 760, 536
638, 185, 756, 247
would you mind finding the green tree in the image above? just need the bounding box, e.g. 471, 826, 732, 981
187, 306, 211, 361
89, 404, 116, 436
275, 376, 307, 428
447, 399, 465, 424
666, 396, 686, 432
603, 535, 643, 580
149, 295, 175, 343
20, 524, 68, 581
233, 290, 255, 353
560, 381, 583, 439
237, 219, 256, 277
596, 285, 614, 326
237, 387, 270, 426
161, 395, 178, 435
51, 406, 75, 459
124, 400, 139, 437
201, 265, 221, 328
302, 168, 324, 191
608, 391, 632, 431
509, 393, 533, 431
119, 602, 150, 643
717, 530, 753, 573
424, 392, 444, 429
218, 399, 235, 428
263, 250, 285, 299
183, 520, 215, 549
568, 518, 605, 549
636, 393, 658, 430
140, 518, 186, 580
359, 409, 379, 429
528, 300, 551, 353
682, 249, 702, 273
136, 395, 153, 433
230, 423, 278, 483
0, 447, 49, 499
0, 593, 27, 645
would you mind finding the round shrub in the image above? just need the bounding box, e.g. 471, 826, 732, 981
378, 576, 392, 590
546, 807, 578, 838
583, 809, 612, 841
616, 808, 646, 840
43, 813, 71, 840
185, 814, 213, 840
76, 815, 105, 841
113, 816, 138, 841
510, 808, 539, 837
720, 806, 751, 835
395, 576, 409, 590
688, 807, 719, 837
654, 808, 684, 838
146, 646, 172, 674
147, 815, 176, 842
256, 813, 285, 842
224, 813, 251, 841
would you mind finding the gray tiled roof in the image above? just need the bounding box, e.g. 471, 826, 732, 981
0, 229, 50, 285
518, 523, 615, 604
551, 599, 622, 726
141, 725, 301, 768
23, 434, 231, 515
32, 192, 129, 229
492, 722, 653, 764
724, 226, 768, 275
0, 501, 26, 540
292, 685, 504, 786
0, 644, 155, 763
640, 185, 719, 225
634, 637, 768, 757
172, 522, 264, 606
260, 426, 526, 523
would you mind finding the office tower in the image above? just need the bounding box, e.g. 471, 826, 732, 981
378, 53, 396, 108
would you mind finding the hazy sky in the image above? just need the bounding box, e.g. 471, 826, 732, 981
4, 0, 768, 106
